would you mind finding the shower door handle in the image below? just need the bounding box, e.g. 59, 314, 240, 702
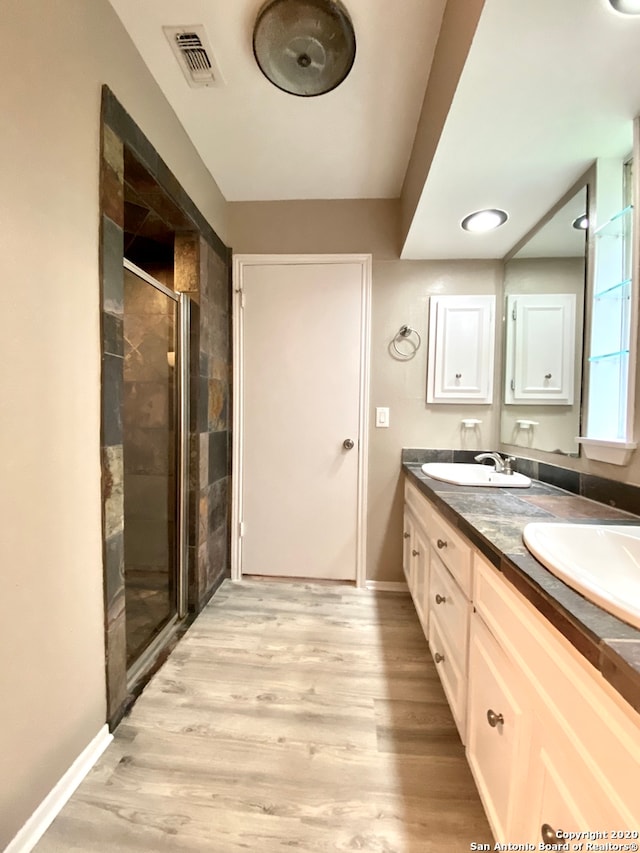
343, 438, 355, 450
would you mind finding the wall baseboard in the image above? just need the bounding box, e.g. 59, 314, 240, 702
365, 580, 408, 592
5, 725, 112, 853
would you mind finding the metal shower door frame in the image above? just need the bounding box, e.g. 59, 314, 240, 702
122, 259, 190, 687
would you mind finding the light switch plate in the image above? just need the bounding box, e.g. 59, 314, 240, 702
376, 407, 390, 428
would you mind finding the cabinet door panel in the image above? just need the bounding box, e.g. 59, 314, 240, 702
427, 295, 495, 403
527, 738, 626, 844
402, 509, 414, 587
429, 612, 467, 742
412, 524, 430, 633
474, 551, 640, 826
505, 293, 576, 404
467, 614, 532, 841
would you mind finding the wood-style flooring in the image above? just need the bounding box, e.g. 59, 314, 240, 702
36, 580, 492, 852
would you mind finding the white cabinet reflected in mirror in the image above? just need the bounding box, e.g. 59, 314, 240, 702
500, 184, 588, 456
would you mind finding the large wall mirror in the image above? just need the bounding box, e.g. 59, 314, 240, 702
500, 181, 589, 456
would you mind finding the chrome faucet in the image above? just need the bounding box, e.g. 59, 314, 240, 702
474, 452, 515, 474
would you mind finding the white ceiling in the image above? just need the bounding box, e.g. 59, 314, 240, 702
107, 0, 446, 201
109, 0, 640, 259
512, 187, 588, 259
402, 0, 640, 259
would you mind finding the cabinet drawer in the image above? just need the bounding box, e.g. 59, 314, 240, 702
429, 612, 466, 742
404, 478, 433, 528
429, 510, 472, 597
467, 613, 532, 841
429, 552, 470, 662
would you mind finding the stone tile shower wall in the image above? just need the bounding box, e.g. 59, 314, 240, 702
100, 123, 127, 720
198, 240, 230, 602
100, 87, 231, 728
175, 235, 231, 606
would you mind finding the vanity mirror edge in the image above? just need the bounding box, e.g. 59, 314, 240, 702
498, 167, 594, 468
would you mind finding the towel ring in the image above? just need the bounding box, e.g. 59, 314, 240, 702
391, 325, 422, 360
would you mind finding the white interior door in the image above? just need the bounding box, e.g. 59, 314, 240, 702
236, 257, 369, 581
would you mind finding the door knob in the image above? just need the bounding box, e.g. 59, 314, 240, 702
343, 438, 355, 450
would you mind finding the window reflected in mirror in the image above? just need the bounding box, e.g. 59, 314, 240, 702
500, 186, 588, 456
584, 157, 633, 442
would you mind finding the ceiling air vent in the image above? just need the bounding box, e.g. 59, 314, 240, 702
163, 26, 223, 88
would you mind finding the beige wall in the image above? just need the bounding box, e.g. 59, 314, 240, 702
369, 259, 502, 582
229, 199, 400, 259
0, 0, 227, 846
229, 201, 502, 582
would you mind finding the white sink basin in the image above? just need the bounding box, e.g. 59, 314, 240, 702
421, 462, 531, 488
523, 523, 640, 629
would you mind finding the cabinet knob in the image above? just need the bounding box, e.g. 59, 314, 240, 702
436, 538, 447, 549
541, 824, 561, 844
544, 373, 552, 379
343, 438, 355, 450
455, 373, 462, 379
434, 652, 445, 664
412, 549, 419, 557
486, 709, 504, 728
403, 532, 410, 539
435, 593, 446, 605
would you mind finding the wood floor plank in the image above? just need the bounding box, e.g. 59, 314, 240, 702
36, 580, 492, 852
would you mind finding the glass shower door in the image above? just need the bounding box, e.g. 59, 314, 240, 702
122, 261, 185, 670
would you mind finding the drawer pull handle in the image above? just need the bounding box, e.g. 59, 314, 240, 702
541, 824, 561, 844
486, 709, 504, 728
435, 594, 446, 604
403, 532, 410, 539
436, 538, 447, 549
434, 652, 445, 664
412, 549, 420, 557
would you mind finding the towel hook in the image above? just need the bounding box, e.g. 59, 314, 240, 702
391, 325, 422, 360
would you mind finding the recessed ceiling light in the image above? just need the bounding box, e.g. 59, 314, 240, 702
608, 0, 640, 13
460, 209, 508, 233
572, 214, 589, 230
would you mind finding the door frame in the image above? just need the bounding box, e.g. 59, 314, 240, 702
231, 254, 372, 587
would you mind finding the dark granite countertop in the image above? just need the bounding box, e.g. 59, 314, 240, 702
403, 461, 640, 715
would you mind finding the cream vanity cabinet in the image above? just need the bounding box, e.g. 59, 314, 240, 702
403, 477, 640, 843
470, 550, 639, 842
426, 505, 472, 743
403, 480, 431, 631
403, 479, 472, 742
